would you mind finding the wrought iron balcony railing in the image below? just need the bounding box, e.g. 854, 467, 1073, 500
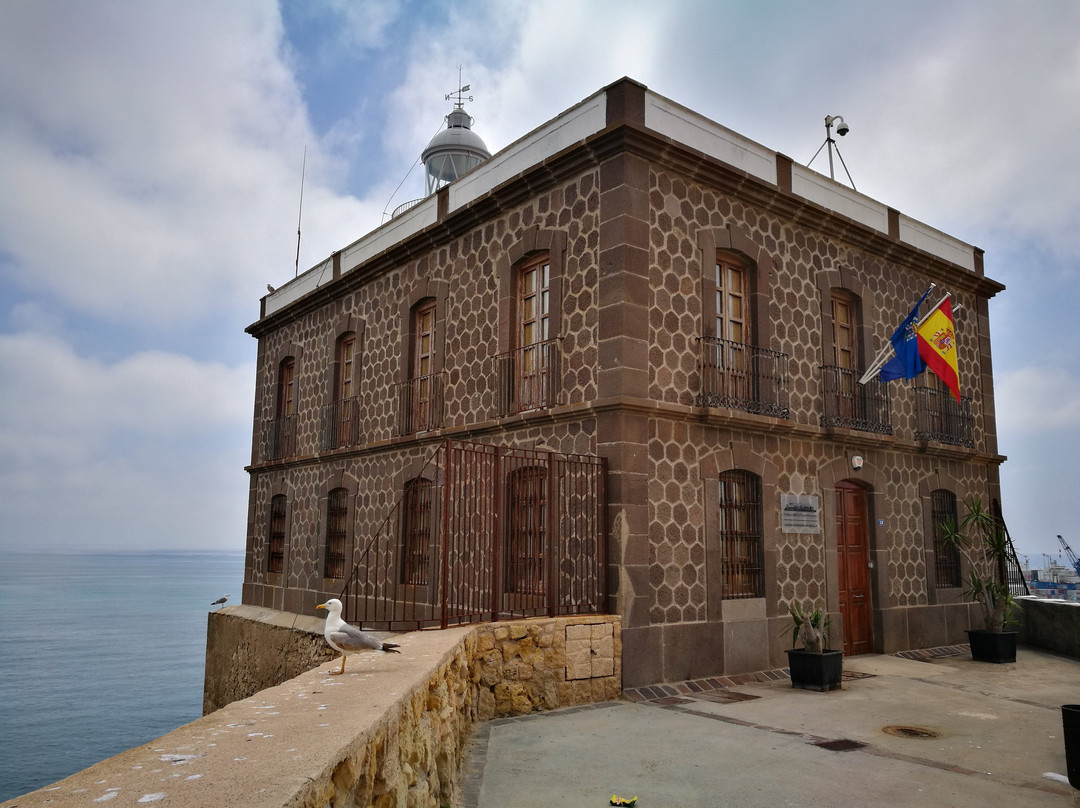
914, 387, 974, 447
494, 338, 561, 416
697, 337, 790, 418
320, 396, 363, 451
263, 414, 297, 461
395, 372, 445, 435
820, 365, 893, 434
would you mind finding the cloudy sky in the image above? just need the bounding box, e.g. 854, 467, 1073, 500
1, 0, 1077, 570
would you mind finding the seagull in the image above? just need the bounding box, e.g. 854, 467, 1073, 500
211, 595, 229, 608
316, 598, 400, 675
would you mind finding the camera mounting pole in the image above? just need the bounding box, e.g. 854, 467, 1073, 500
807, 114, 856, 190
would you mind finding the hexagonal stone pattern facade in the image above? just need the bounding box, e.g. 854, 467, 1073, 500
244, 86, 1002, 684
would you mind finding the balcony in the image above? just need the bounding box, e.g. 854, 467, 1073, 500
263, 414, 297, 461
395, 372, 445, 435
820, 365, 893, 434
697, 337, 789, 419
320, 396, 363, 451
494, 338, 561, 417
914, 387, 974, 447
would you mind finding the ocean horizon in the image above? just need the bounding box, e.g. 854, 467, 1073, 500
0, 550, 244, 802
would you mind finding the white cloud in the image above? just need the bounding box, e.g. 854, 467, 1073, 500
996, 367, 1080, 435
0, 331, 253, 551
0, 0, 370, 325
0, 0, 1077, 560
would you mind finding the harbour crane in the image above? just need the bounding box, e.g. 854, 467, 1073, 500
1059, 535, 1080, 578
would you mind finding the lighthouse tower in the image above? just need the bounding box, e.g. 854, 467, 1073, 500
421, 82, 491, 196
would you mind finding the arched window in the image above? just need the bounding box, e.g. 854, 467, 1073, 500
495, 230, 565, 417
701, 253, 755, 406
336, 332, 357, 401
506, 466, 547, 595
401, 477, 433, 585
830, 289, 858, 370
267, 357, 297, 459
399, 299, 442, 433
322, 332, 359, 449
931, 489, 961, 588
277, 356, 296, 417
267, 494, 287, 574
507, 254, 557, 412
325, 487, 349, 579
718, 470, 763, 598
713, 254, 749, 345
821, 287, 891, 433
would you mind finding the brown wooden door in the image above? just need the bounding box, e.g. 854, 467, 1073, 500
836, 481, 873, 655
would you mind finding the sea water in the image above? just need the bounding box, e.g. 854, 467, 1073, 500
0, 551, 244, 802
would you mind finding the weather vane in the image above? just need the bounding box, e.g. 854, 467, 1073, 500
445, 66, 473, 109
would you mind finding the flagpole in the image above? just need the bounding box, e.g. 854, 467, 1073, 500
859, 292, 956, 385
858, 284, 935, 385
859, 341, 897, 385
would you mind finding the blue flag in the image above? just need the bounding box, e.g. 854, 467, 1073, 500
878, 287, 932, 381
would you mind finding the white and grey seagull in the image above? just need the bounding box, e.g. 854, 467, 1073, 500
316, 598, 400, 675
211, 595, 229, 609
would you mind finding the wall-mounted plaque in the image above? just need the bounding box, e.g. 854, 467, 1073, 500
781, 494, 820, 534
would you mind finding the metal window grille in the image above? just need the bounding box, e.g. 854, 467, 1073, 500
325, 488, 348, 579
268, 494, 287, 574
931, 489, 961, 588
401, 478, 433, 585
718, 470, 763, 599
506, 466, 547, 595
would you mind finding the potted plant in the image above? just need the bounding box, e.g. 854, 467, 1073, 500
784, 601, 843, 691
940, 496, 1020, 663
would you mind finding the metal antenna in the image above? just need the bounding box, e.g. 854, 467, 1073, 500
294, 146, 306, 277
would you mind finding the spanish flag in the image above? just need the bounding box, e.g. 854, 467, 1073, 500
916, 296, 960, 401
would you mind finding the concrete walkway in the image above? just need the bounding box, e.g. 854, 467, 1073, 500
461, 646, 1080, 807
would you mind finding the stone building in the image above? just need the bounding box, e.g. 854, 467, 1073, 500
242, 77, 1006, 687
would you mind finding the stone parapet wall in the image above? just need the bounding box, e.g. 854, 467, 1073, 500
472, 618, 621, 720
8, 612, 620, 807
203, 605, 336, 714
1017, 597, 1080, 659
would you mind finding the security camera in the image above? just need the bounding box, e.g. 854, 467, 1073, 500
835, 118, 850, 136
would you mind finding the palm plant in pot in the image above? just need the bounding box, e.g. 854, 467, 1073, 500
785, 601, 842, 691
939, 496, 1020, 663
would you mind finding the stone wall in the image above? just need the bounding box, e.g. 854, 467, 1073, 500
202, 605, 336, 714
12, 613, 620, 807
1017, 597, 1080, 659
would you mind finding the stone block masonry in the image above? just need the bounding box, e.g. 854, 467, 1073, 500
7, 612, 620, 808
202, 605, 337, 714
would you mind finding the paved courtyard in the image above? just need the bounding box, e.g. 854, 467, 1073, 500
461, 646, 1079, 807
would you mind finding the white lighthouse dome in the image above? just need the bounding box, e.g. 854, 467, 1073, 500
421, 106, 491, 193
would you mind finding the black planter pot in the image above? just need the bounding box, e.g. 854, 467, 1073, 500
1063, 704, 1080, 789
785, 648, 843, 692
966, 629, 1018, 664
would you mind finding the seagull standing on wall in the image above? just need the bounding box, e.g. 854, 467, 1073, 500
316, 598, 400, 675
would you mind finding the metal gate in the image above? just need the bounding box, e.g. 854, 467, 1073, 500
339, 439, 607, 629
